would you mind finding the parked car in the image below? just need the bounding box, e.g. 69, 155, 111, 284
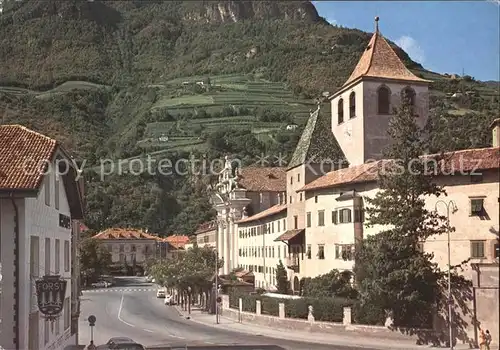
164, 294, 174, 305
91, 281, 111, 288
145, 276, 153, 283
156, 288, 166, 298
98, 337, 145, 349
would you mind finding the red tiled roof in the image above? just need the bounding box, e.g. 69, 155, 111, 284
341, 26, 429, 89
237, 167, 286, 192
236, 203, 287, 224
298, 161, 385, 192
195, 220, 217, 235
0, 125, 58, 190
93, 228, 160, 240
299, 147, 500, 192
274, 229, 305, 242
162, 235, 190, 249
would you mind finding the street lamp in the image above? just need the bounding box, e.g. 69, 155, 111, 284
435, 199, 458, 350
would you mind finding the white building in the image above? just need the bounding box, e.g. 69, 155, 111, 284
0, 125, 84, 350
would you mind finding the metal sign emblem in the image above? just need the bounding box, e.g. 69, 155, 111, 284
35, 275, 67, 321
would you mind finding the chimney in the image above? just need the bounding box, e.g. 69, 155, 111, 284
491, 118, 500, 147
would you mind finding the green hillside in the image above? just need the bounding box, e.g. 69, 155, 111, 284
0, 0, 498, 235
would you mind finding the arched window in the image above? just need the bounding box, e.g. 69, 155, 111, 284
338, 98, 344, 124
377, 86, 391, 114
349, 92, 356, 118
401, 87, 416, 107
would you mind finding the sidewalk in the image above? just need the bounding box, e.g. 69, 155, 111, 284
174, 305, 489, 350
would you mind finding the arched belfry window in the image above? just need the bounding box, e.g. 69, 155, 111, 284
401, 87, 416, 108
338, 98, 344, 124
378, 85, 391, 114
349, 92, 356, 118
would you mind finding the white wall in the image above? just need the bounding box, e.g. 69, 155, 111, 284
1, 153, 77, 350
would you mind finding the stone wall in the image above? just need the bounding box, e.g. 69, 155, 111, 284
220, 295, 437, 344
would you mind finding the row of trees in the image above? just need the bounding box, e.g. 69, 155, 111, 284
147, 245, 223, 308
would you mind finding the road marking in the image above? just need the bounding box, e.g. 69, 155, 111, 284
143, 328, 153, 333
117, 293, 135, 327
168, 334, 185, 339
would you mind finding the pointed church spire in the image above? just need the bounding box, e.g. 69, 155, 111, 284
340, 16, 431, 88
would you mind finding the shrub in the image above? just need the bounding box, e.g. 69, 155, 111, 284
260, 297, 279, 316
352, 301, 386, 326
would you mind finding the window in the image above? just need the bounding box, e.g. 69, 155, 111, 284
64, 240, 70, 272
354, 208, 364, 223
300, 193, 303, 201
314, 196, 318, 203
349, 92, 356, 118
290, 176, 293, 185
377, 86, 391, 114
44, 238, 50, 276
336, 244, 354, 260
119, 245, 124, 252
318, 210, 325, 226
297, 174, 300, 182
289, 196, 292, 204
44, 175, 50, 206
272, 222, 275, 233
306, 245, 311, 259
335, 245, 340, 259
332, 210, 338, 224
470, 198, 484, 216
317, 245, 325, 259
119, 253, 125, 263
272, 247, 275, 258
259, 193, 263, 203
283, 219, 286, 230
470, 240, 485, 258
306, 212, 311, 227
401, 87, 416, 107
30, 236, 40, 278
131, 245, 136, 252
338, 98, 344, 124
278, 246, 281, 258
495, 242, 499, 260
64, 297, 70, 330
54, 174, 60, 210
277, 220, 280, 232
339, 208, 352, 223
55, 239, 60, 274
294, 216, 298, 229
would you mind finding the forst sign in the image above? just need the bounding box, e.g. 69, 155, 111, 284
35, 275, 67, 321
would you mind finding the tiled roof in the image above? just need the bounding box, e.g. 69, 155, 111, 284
288, 106, 347, 170
298, 161, 384, 192
342, 27, 430, 89
274, 229, 305, 242
0, 125, 57, 190
162, 235, 190, 249
93, 228, 161, 240
237, 167, 286, 192
236, 203, 287, 224
195, 220, 217, 235
299, 147, 500, 192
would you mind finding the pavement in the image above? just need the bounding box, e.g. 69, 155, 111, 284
78, 277, 382, 349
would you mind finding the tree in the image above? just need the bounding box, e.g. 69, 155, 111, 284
354, 95, 452, 328
79, 238, 112, 286
301, 269, 358, 299
276, 260, 288, 294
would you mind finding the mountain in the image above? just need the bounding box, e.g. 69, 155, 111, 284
0, 1, 498, 235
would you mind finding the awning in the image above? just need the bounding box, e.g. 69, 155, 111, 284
274, 229, 305, 242
336, 190, 358, 201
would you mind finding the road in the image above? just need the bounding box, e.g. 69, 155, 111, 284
79, 277, 375, 350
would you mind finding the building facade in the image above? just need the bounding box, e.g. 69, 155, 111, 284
207, 17, 499, 345
0, 125, 84, 350
236, 203, 287, 289
193, 221, 217, 249
209, 157, 286, 275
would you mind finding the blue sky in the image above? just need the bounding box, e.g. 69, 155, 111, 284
312, 1, 500, 82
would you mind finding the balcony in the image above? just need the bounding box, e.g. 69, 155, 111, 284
286, 254, 300, 273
